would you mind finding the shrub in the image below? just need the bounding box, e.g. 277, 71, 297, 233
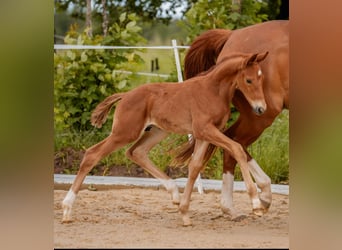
54, 13, 146, 132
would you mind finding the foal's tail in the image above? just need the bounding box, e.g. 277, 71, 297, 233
184, 29, 232, 79
91, 93, 124, 128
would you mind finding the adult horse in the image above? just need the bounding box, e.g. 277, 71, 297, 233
62, 52, 269, 226
176, 20, 289, 219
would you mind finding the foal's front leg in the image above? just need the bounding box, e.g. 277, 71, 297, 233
178, 140, 209, 226
199, 125, 266, 216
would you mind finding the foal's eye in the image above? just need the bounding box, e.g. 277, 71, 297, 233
246, 79, 252, 84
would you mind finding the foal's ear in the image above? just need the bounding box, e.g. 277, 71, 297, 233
246, 51, 269, 66
255, 51, 269, 62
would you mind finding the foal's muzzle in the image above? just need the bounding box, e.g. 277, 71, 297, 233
254, 106, 266, 115
252, 102, 267, 115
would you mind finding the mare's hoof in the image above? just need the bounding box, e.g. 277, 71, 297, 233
231, 214, 247, 222
221, 206, 246, 221
260, 198, 271, 212
252, 208, 265, 216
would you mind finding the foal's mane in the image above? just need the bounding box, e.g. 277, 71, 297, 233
170, 53, 249, 167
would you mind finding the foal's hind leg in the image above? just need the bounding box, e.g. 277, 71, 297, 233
126, 126, 180, 204
62, 132, 133, 223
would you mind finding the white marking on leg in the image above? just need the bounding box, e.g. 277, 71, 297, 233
196, 173, 204, 194
248, 159, 272, 208
221, 172, 238, 217
62, 189, 76, 222
63, 189, 76, 206
159, 178, 180, 204
252, 197, 264, 216
252, 197, 262, 209
248, 159, 271, 187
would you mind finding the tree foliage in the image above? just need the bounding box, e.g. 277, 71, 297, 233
182, 0, 269, 43
55, 0, 188, 28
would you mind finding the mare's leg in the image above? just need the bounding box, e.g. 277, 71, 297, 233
62, 130, 140, 223
126, 126, 180, 204
197, 124, 266, 216
221, 92, 281, 217
178, 140, 209, 226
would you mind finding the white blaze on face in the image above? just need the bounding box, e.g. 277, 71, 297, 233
258, 69, 262, 76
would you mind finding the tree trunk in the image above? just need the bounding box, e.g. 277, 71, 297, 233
102, 0, 109, 36
86, 0, 93, 37
232, 0, 242, 13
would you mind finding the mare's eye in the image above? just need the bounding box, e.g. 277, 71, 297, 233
246, 79, 252, 84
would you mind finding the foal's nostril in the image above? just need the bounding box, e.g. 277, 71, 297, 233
255, 106, 265, 115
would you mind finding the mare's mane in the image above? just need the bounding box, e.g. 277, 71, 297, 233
192, 53, 247, 79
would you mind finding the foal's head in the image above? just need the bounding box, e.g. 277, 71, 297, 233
235, 51, 269, 115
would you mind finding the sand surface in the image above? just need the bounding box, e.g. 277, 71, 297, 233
54, 187, 288, 248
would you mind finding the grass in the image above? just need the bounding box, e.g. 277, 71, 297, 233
55, 110, 289, 184
126, 47, 187, 88
235, 110, 289, 184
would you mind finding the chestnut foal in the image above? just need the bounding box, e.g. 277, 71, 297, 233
62, 51, 268, 226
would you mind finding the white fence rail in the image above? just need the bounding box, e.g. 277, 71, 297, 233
54, 40, 189, 82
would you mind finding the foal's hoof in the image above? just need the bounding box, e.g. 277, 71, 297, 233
170, 189, 180, 205
61, 218, 73, 224
171, 196, 180, 205
172, 198, 180, 205
182, 216, 192, 227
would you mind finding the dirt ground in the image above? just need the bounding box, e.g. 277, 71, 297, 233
54, 187, 289, 248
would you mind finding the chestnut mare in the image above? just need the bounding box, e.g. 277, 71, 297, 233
62, 51, 268, 226
175, 20, 289, 219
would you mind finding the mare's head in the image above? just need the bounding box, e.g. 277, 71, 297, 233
235, 51, 268, 115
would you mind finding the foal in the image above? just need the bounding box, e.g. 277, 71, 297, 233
62, 51, 268, 226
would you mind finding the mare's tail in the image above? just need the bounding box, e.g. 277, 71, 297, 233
173, 29, 231, 166
171, 137, 218, 167
184, 29, 232, 79
91, 93, 124, 128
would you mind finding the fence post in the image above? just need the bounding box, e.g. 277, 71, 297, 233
171, 39, 184, 82
172, 39, 204, 194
